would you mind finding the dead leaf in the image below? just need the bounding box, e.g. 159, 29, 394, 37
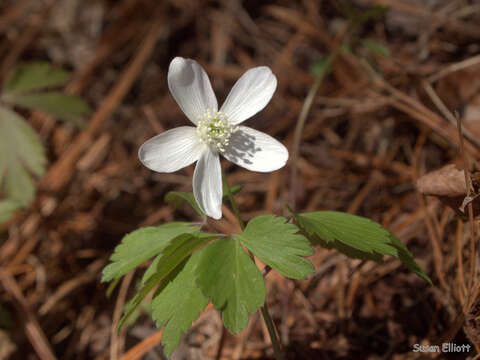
416, 164, 467, 197
416, 164, 480, 219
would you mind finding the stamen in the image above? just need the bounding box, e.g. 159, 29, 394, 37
196, 110, 237, 152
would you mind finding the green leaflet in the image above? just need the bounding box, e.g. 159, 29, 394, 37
117, 232, 215, 331
195, 237, 266, 333
362, 39, 391, 57
291, 210, 432, 284
236, 215, 315, 280
2, 62, 91, 126
4, 92, 90, 124
141, 254, 163, 285
165, 185, 242, 218
151, 252, 209, 357
141, 230, 221, 285
311, 55, 333, 79
0, 62, 91, 219
102, 223, 201, 282
165, 192, 205, 218
0, 107, 46, 207
3, 62, 70, 94
0, 200, 22, 223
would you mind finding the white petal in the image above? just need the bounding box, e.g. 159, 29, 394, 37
193, 149, 222, 219
138, 126, 204, 173
168, 57, 218, 125
222, 126, 288, 172
220, 66, 277, 125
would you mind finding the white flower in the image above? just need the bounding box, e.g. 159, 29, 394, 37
138, 57, 288, 220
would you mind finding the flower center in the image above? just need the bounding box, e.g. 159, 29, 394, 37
196, 109, 237, 152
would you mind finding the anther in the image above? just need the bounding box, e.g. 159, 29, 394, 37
196, 110, 237, 152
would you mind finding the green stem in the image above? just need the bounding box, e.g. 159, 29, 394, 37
261, 303, 285, 360
221, 169, 245, 230
221, 170, 284, 360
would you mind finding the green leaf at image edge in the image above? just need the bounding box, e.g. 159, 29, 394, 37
117, 232, 216, 331
0, 200, 22, 223
3, 62, 70, 94
0, 106, 46, 206
290, 209, 431, 284
4, 92, 90, 124
195, 237, 266, 334
235, 215, 314, 280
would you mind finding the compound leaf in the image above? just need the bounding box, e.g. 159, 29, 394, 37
236, 215, 314, 280
195, 237, 265, 333
291, 210, 431, 284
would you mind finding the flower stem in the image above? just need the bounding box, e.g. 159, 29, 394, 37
221, 169, 245, 230
221, 169, 284, 360
261, 303, 285, 360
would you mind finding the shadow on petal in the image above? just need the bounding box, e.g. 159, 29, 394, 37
223, 129, 262, 166
173, 60, 196, 87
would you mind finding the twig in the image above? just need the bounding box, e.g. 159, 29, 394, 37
120, 330, 163, 360
456, 115, 477, 298
422, 81, 480, 149
0, 269, 58, 360
411, 138, 448, 291
456, 219, 467, 303
0, 0, 56, 82
418, 195, 448, 290
362, 60, 480, 154
347, 172, 381, 214
7, 226, 41, 267
428, 53, 480, 83
42, 19, 165, 191
38, 259, 105, 315
0, 0, 34, 33
121, 303, 214, 360
111, 270, 135, 360
67, 4, 141, 95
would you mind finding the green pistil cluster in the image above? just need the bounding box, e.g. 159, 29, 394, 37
196, 109, 237, 152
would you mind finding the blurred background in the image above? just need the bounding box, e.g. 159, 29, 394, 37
1, 0, 480, 359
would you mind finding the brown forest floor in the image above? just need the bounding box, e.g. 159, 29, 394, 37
1, 0, 480, 359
